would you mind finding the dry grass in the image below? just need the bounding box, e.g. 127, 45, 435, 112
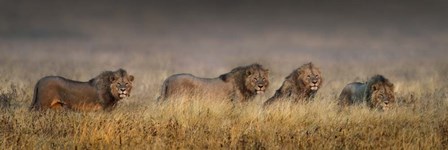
1, 90, 447, 149
0, 30, 447, 149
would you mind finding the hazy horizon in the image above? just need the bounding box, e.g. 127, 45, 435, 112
1, 0, 447, 74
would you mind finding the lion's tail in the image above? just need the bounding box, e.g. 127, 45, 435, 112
157, 79, 169, 103
29, 80, 40, 111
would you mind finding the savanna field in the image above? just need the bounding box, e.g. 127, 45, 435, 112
1, 1, 448, 149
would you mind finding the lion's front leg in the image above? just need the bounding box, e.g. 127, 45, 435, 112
229, 91, 239, 102
98, 91, 115, 110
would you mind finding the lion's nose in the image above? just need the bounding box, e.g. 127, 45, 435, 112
258, 85, 264, 88
312, 80, 318, 84
384, 101, 389, 105
120, 88, 126, 91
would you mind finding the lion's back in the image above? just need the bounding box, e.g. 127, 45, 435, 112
164, 73, 207, 89
30, 76, 98, 111
159, 73, 230, 101
338, 82, 366, 106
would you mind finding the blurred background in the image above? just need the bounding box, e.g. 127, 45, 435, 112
1, 1, 448, 148
0, 0, 447, 102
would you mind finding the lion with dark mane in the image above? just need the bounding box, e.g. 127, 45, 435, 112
263, 62, 323, 107
29, 69, 134, 111
338, 74, 395, 110
158, 63, 269, 102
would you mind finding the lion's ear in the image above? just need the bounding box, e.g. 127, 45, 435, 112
388, 82, 395, 90
246, 70, 253, 76
297, 70, 303, 76
109, 76, 116, 82
128, 75, 134, 82
372, 84, 379, 91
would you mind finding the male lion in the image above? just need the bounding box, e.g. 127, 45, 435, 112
29, 69, 134, 111
338, 75, 395, 110
158, 63, 269, 102
263, 62, 323, 107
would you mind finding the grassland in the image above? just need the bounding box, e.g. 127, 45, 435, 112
1, 33, 447, 149
1, 3, 448, 146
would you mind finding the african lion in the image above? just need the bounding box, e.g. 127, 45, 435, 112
157, 63, 269, 102
338, 74, 395, 110
263, 62, 323, 107
29, 69, 134, 111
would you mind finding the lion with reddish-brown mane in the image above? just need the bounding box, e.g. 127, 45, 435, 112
263, 62, 323, 107
29, 69, 134, 111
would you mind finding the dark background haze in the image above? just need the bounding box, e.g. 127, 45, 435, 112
1, 0, 446, 37
0, 0, 447, 74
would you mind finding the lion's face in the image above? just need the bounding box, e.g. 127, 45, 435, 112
245, 69, 269, 94
370, 83, 395, 110
298, 66, 322, 91
110, 75, 134, 100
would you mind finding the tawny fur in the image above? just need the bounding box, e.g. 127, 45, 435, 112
158, 63, 269, 102
29, 69, 134, 111
264, 62, 323, 107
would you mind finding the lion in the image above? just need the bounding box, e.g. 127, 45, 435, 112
263, 62, 323, 107
157, 63, 269, 102
338, 74, 395, 110
29, 69, 134, 111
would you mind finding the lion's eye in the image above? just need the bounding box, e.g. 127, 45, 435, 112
307, 75, 311, 78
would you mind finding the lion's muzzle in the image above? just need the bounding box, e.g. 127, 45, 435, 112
380, 101, 392, 111
310, 84, 319, 91
118, 90, 129, 98
310, 79, 320, 91
255, 84, 266, 94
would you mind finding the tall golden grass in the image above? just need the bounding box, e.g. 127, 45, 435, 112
0, 34, 447, 149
